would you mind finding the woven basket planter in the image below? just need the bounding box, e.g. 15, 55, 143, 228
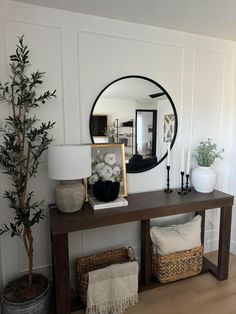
152, 246, 203, 283
75, 247, 133, 304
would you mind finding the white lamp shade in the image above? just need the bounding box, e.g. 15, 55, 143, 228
48, 144, 91, 180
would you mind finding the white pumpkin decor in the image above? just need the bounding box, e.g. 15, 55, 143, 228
191, 139, 224, 193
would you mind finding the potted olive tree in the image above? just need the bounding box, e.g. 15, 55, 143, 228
0, 35, 56, 313
191, 138, 224, 193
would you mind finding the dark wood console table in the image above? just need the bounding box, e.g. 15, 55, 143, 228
49, 189, 234, 314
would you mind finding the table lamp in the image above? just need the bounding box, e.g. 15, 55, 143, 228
48, 144, 91, 213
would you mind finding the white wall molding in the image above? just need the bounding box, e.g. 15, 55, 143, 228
4, 17, 63, 32
77, 29, 186, 50
4, 1, 235, 50
204, 239, 219, 253
20, 264, 52, 279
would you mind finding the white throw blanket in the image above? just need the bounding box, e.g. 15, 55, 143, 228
86, 261, 139, 314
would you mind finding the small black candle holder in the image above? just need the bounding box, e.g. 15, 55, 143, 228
164, 165, 173, 193
178, 171, 187, 195
185, 174, 192, 192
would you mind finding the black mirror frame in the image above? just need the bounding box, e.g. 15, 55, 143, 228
89, 75, 178, 173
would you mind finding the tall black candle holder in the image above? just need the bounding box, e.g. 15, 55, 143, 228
164, 165, 172, 193
178, 171, 187, 195
185, 174, 191, 192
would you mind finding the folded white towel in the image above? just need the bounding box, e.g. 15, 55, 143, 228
86, 261, 139, 314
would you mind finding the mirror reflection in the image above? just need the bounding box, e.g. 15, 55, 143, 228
136, 109, 157, 158
90, 76, 178, 173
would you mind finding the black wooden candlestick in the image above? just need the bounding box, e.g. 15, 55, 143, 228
164, 165, 173, 193
185, 174, 191, 192
178, 171, 187, 195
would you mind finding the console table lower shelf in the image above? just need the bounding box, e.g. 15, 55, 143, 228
69, 255, 223, 312
49, 189, 234, 314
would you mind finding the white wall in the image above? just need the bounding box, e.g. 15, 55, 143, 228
229, 55, 236, 253
0, 239, 3, 293
94, 98, 136, 124
0, 0, 235, 287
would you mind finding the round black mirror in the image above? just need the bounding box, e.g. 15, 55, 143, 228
89, 75, 178, 173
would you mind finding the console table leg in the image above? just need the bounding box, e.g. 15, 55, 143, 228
196, 211, 205, 245
141, 219, 151, 286
217, 206, 232, 280
52, 233, 70, 314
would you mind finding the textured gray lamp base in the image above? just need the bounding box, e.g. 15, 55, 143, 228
55, 180, 85, 213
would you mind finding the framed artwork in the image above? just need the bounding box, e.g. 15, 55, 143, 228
89, 143, 127, 197
163, 114, 175, 142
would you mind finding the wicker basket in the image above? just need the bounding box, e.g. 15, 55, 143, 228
75, 247, 133, 304
152, 246, 203, 283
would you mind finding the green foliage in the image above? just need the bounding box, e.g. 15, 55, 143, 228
194, 138, 224, 167
104, 122, 116, 137
0, 35, 56, 242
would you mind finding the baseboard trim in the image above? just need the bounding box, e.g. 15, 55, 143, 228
204, 239, 219, 253
20, 263, 52, 279
230, 241, 236, 255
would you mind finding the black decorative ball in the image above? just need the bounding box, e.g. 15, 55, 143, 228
93, 180, 120, 202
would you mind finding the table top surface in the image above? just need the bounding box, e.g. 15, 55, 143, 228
49, 189, 234, 235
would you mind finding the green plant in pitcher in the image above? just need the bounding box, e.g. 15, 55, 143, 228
194, 138, 224, 167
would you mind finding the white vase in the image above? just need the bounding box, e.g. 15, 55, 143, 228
191, 166, 217, 193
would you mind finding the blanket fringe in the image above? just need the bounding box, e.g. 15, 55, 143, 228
86, 294, 138, 314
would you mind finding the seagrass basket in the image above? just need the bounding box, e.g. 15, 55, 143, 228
75, 247, 134, 304
152, 246, 203, 284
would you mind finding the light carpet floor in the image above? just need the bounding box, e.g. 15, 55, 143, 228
73, 253, 236, 314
